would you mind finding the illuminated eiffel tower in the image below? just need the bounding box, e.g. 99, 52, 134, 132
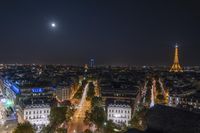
170, 44, 183, 72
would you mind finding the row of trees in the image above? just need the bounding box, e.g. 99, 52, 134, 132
84, 96, 106, 132
74, 80, 87, 99
129, 106, 148, 130
42, 105, 75, 133
84, 96, 124, 133
86, 82, 95, 101
13, 122, 35, 133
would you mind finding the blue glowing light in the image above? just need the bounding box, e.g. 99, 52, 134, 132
11, 85, 20, 94
32, 88, 44, 93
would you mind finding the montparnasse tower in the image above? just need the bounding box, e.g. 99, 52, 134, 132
170, 44, 183, 72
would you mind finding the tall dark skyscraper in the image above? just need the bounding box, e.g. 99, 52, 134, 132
90, 59, 94, 68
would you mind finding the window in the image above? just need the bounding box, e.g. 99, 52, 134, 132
33, 111, 35, 114
26, 111, 28, 115
29, 111, 31, 114
40, 110, 42, 114
112, 110, 114, 113
44, 110, 46, 113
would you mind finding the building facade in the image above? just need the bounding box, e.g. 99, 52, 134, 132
55, 86, 71, 102
20, 104, 50, 130
107, 101, 132, 126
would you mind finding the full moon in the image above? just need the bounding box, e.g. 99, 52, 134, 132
51, 23, 56, 28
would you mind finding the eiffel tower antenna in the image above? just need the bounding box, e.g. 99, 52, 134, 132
170, 43, 183, 72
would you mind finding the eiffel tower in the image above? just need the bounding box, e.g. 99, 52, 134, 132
170, 44, 183, 72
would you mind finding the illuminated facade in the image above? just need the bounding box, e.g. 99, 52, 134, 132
55, 86, 71, 102
21, 104, 50, 130
0, 80, 20, 104
170, 45, 183, 72
107, 102, 131, 126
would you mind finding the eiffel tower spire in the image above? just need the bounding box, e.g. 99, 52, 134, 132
170, 44, 183, 72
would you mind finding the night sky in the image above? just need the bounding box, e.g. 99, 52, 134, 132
0, 0, 200, 66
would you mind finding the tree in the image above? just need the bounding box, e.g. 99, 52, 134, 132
84, 111, 91, 125
156, 94, 164, 103
84, 129, 92, 133
66, 106, 75, 123
91, 96, 102, 108
56, 128, 68, 133
74, 85, 83, 99
129, 107, 147, 130
86, 82, 95, 100
84, 106, 106, 131
13, 122, 35, 133
90, 106, 106, 130
42, 107, 68, 133
50, 107, 67, 126
104, 120, 116, 133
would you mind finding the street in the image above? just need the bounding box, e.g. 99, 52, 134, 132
68, 83, 91, 133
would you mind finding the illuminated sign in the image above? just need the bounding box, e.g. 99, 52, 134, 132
32, 88, 44, 93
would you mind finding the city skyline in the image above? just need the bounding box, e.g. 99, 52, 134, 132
0, 1, 200, 65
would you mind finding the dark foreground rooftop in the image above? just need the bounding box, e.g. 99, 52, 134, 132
126, 105, 200, 133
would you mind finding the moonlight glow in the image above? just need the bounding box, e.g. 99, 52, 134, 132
51, 23, 56, 28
